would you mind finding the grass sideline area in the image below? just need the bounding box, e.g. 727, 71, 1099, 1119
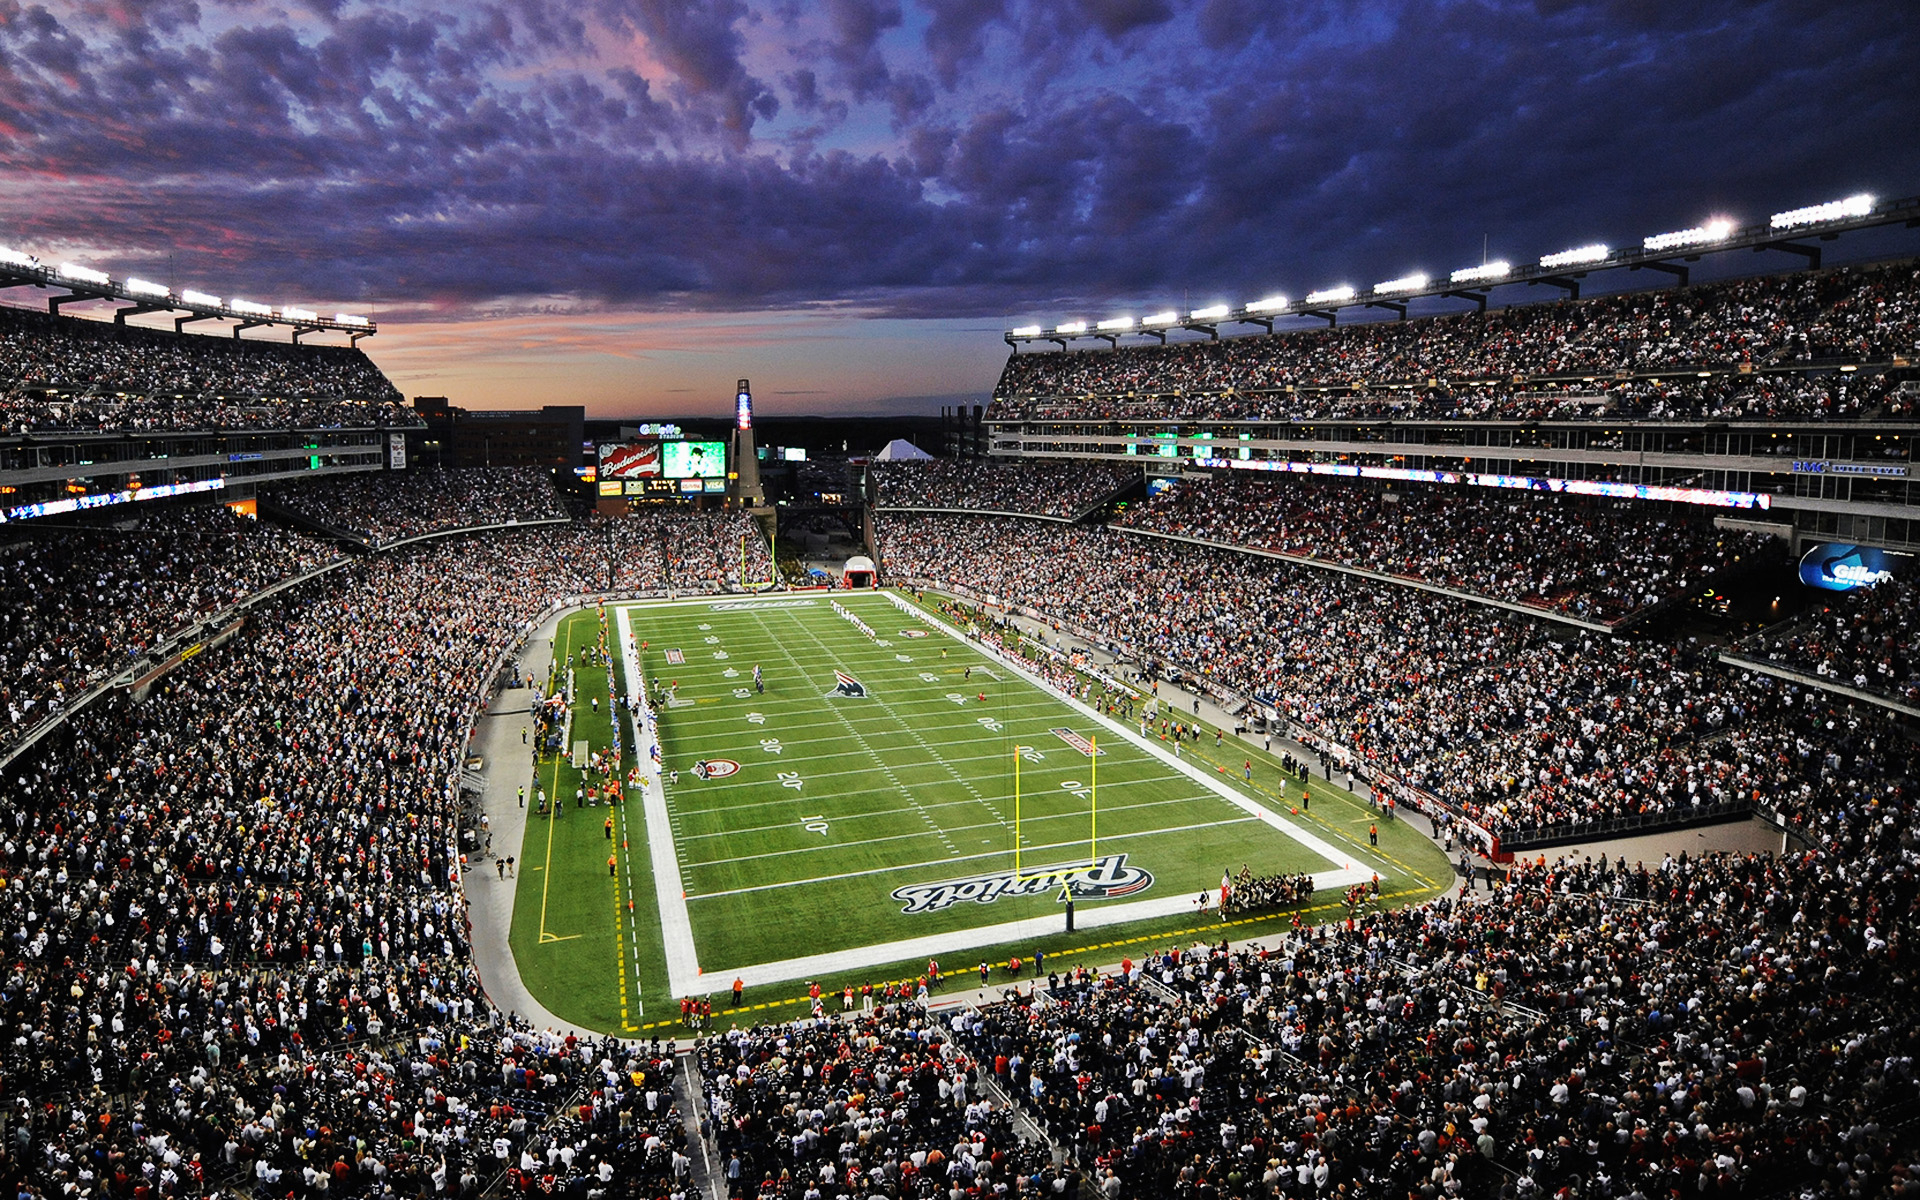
508, 590, 1452, 1034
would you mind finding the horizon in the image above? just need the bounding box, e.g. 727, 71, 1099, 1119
2, 0, 1915, 416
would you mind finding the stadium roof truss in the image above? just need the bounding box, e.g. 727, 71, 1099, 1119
0, 256, 376, 343
1006, 191, 1920, 348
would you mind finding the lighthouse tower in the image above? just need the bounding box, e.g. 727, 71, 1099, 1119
730, 379, 766, 507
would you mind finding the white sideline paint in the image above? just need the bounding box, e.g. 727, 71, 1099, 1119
615, 605, 704, 997
610, 593, 1379, 995
727, 893, 1236, 990
697, 593, 1381, 989
880, 591, 1376, 885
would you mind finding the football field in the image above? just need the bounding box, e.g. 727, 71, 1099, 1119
508, 589, 1450, 1034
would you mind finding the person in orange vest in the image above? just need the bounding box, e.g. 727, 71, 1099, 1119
604, 815, 614, 840
731, 977, 744, 1007
1368, 823, 1378, 847
608, 854, 617, 877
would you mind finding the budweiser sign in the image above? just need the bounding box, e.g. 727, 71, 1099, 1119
890, 854, 1153, 915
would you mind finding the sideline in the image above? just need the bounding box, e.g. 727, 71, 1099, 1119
460, 609, 604, 1039
615, 604, 705, 998
668, 590, 1378, 990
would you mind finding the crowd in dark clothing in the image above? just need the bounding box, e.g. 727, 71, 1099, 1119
989, 261, 1920, 422
955, 831, 1918, 1200
875, 513, 1913, 840
1110, 474, 1771, 623
0, 506, 788, 1197
0, 304, 405, 433
1733, 577, 1920, 705
0, 506, 345, 753
264, 468, 570, 546
696, 1005, 1064, 1200
871, 459, 1136, 518
0, 471, 773, 758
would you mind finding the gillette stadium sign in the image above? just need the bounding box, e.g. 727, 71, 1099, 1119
1798, 542, 1911, 592
890, 854, 1153, 915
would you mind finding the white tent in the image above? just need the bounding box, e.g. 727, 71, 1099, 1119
874, 439, 934, 461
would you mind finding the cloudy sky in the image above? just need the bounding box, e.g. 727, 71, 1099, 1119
1, 0, 1916, 416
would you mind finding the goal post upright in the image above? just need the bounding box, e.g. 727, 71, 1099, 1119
1014, 744, 1023, 880
1090, 733, 1097, 869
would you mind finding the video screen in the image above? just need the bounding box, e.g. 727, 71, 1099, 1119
664, 441, 727, 478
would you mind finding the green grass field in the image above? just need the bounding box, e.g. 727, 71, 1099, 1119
509, 590, 1451, 1034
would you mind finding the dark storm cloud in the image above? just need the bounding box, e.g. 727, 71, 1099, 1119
0, 0, 1913, 321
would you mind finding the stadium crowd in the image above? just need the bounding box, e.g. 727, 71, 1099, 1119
265, 468, 571, 546
1, 470, 771, 760
874, 512, 1910, 841
871, 459, 1136, 518
1733, 577, 1920, 705
0, 506, 344, 752
1109, 474, 1770, 623
0, 305, 407, 433
603, 510, 775, 594
0, 514, 764, 1196
990, 372, 1908, 424
989, 261, 1920, 422
695, 1005, 1065, 1200
0, 469, 1912, 1198
956, 828, 1919, 1200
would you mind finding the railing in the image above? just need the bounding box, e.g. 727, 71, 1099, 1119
1717, 649, 1920, 720
1497, 799, 1754, 852
0, 551, 356, 771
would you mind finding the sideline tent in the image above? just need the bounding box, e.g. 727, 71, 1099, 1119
874, 439, 934, 461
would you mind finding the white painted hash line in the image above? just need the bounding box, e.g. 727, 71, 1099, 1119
609, 593, 1379, 992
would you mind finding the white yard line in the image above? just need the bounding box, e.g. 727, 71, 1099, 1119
880, 592, 1380, 884
661, 694, 1069, 733
656, 706, 1090, 752
672, 788, 1216, 841
671, 749, 1190, 796
613, 592, 1376, 996
616, 605, 704, 998
679, 794, 1230, 868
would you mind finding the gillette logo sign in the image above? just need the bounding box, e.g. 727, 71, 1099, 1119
890, 854, 1153, 915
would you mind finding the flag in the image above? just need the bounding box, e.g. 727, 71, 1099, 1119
665, 649, 685, 665
833, 670, 866, 697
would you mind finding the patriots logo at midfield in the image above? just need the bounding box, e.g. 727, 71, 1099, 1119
831, 670, 867, 698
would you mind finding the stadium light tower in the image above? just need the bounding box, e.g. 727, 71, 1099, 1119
730, 379, 766, 507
